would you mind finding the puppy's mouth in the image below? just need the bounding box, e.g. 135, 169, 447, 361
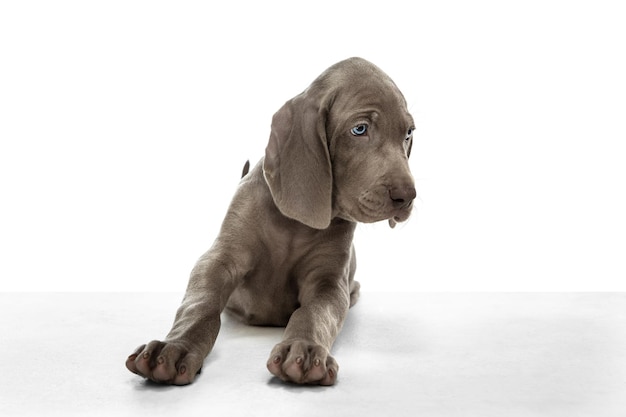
355, 193, 413, 226
388, 210, 411, 229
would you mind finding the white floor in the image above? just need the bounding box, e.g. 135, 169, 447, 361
0, 292, 624, 417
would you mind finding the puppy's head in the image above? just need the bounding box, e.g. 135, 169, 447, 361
264, 57, 415, 229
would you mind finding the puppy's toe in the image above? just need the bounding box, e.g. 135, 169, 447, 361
125, 344, 146, 375
267, 343, 290, 381
318, 355, 338, 386
304, 347, 328, 383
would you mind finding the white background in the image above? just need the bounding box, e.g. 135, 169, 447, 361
1, 0, 624, 292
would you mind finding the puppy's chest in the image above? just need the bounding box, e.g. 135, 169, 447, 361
255, 234, 314, 281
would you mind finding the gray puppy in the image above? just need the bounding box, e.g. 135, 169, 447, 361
126, 57, 416, 385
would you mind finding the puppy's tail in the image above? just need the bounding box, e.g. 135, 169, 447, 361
241, 160, 250, 178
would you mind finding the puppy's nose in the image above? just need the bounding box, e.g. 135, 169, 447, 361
389, 185, 416, 209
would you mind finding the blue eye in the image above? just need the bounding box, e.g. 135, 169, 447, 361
351, 124, 368, 136
407, 128, 414, 136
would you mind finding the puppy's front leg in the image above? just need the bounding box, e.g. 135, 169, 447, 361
126, 252, 237, 385
267, 282, 350, 385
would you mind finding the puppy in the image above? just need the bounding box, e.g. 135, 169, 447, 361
126, 57, 416, 385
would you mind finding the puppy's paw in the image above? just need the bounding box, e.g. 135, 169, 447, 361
125, 340, 202, 385
266, 340, 338, 385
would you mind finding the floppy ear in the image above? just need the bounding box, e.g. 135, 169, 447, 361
263, 90, 333, 229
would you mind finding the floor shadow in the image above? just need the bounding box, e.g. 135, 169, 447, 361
266, 376, 334, 393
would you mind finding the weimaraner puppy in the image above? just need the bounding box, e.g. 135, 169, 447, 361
126, 57, 416, 385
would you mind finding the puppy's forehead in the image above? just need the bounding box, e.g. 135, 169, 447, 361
322, 58, 408, 114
